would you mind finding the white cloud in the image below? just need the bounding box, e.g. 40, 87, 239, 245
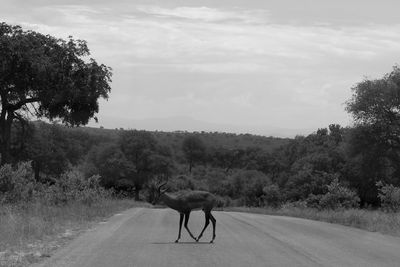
135, 6, 270, 24
16, 5, 400, 73
2, 2, 400, 132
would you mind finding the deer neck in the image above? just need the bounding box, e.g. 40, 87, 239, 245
161, 193, 181, 211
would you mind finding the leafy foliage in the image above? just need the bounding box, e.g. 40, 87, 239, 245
0, 22, 112, 165
4, 44, 400, 212
38, 170, 111, 206
346, 66, 400, 127
377, 181, 400, 212
227, 170, 272, 206
0, 162, 36, 203
182, 134, 206, 173
318, 178, 360, 210
0, 162, 111, 205
85, 143, 131, 189
344, 67, 400, 204
262, 184, 282, 207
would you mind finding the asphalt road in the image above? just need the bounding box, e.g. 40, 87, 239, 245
34, 208, 400, 267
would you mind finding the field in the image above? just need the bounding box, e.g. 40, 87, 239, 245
0, 200, 149, 267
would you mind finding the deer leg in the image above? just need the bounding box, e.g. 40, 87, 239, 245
209, 213, 216, 243
184, 212, 197, 241
196, 211, 210, 242
175, 213, 184, 243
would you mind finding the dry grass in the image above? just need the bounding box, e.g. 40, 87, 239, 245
0, 199, 148, 267
225, 206, 400, 236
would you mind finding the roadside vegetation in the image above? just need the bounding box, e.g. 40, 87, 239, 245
2, 22, 400, 265
0, 162, 144, 266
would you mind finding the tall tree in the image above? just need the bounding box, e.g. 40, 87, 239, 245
345, 66, 400, 204
86, 143, 133, 190
0, 23, 112, 165
346, 66, 400, 129
119, 130, 159, 200
182, 134, 206, 173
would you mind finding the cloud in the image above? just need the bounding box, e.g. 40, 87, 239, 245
2, 2, 400, 131
12, 4, 400, 74
135, 5, 270, 24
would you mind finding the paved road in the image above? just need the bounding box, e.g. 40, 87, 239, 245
34, 208, 400, 267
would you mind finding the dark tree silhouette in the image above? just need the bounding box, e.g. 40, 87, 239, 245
345, 66, 400, 203
0, 22, 112, 165
182, 134, 206, 173
119, 130, 161, 200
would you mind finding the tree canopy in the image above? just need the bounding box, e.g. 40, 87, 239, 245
0, 22, 112, 164
346, 66, 400, 127
182, 134, 206, 173
345, 67, 400, 203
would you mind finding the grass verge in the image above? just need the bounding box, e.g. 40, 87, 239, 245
0, 199, 149, 267
225, 206, 400, 236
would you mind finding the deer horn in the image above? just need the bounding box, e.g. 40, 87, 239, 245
157, 178, 168, 192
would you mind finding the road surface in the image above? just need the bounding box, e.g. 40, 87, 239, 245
34, 208, 400, 267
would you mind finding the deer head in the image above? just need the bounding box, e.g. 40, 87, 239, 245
152, 179, 168, 205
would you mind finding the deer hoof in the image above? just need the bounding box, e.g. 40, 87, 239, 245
175, 239, 179, 243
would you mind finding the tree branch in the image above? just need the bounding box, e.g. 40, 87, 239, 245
7, 97, 40, 111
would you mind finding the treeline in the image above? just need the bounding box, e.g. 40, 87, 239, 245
1, 23, 400, 210
2, 104, 400, 211
3, 121, 290, 202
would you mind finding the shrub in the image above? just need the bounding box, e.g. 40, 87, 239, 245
0, 162, 111, 205
172, 174, 195, 191
0, 162, 37, 203
281, 200, 308, 209
214, 195, 226, 208
39, 170, 111, 205
285, 170, 335, 201
307, 178, 360, 210
377, 181, 400, 212
305, 193, 323, 209
229, 170, 271, 206
262, 184, 282, 208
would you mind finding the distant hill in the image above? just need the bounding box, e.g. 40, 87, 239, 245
32, 121, 291, 160
152, 130, 290, 153
91, 116, 314, 138
78, 124, 291, 156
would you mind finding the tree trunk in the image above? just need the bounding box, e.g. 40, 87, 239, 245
0, 111, 13, 166
32, 160, 41, 181
189, 159, 193, 173
134, 183, 141, 201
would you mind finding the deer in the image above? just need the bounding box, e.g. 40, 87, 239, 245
153, 181, 217, 243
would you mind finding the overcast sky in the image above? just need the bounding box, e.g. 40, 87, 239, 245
2, 0, 400, 136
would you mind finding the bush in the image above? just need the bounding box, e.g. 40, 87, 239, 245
229, 170, 271, 206
0, 162, 111, 205
306, 178, 360, 210
38, 170, 112, 205
305, 193, 323, 209
285, 170, 335, 201
262, 184, 282, 208
171, 174, 195, 191
377, 181, 400, 212
0, 162, 37, 203
281, 200, 308, 209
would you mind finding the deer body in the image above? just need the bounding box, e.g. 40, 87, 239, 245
157, 189, 217, 243
161, 191, 216, 213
